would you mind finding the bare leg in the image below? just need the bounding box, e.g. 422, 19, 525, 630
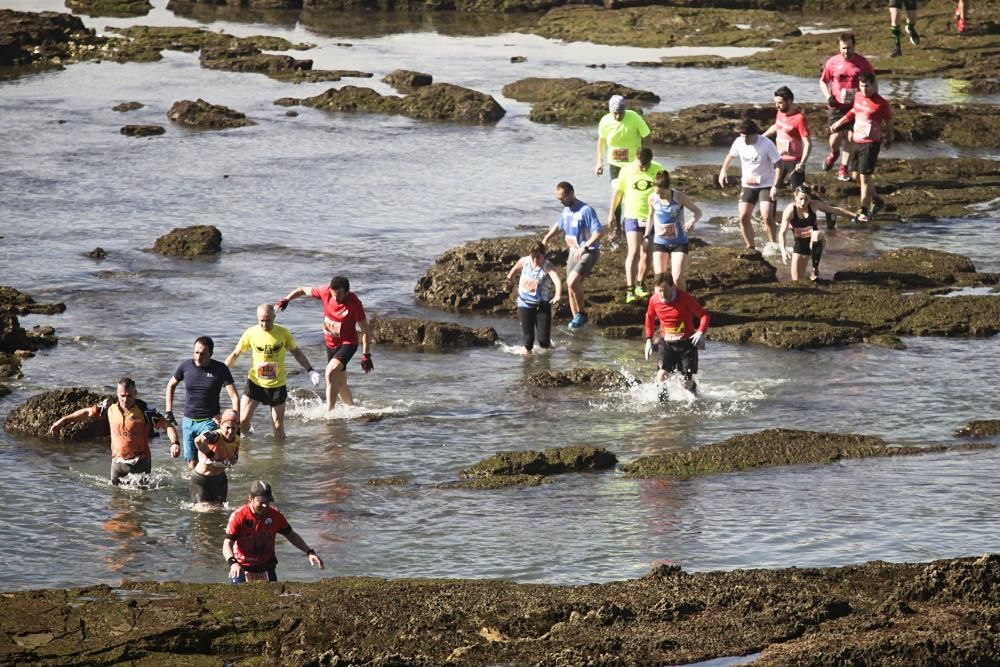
652, 250, 668, 276
624, 231, 641, 287
859, 173, 874, 211
239, 395, 258, 436
759, 199, 778, 244
791, 253, 808, 281
270, 403, 286, 440
325, 358, 347, 411
567, 272, 584, 316
671, 251, 689, 291
637, 237, 650, 286
737, 201, 755, 248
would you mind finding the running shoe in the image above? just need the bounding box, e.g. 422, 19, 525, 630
957, 18, 966, 33
822, 150, 840, 171
837, 164, 851, 182
870, 197, 886, 218
825, 211, 836, 229
568, 313, 583, 329
905, 22, 920, 45
809, 268, 819, 282
853, 209, 870, 224
890, 45, 903, 58
634, 284, 651, 298
625, 290, 637, 304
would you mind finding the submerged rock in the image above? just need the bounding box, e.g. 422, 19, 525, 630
956, 420, 1000, 438
4, 387, 107, 439
367, 476, 409, 487
64, 0, 151, 17
120, 124, 165, 136
501, 77, 659, 124
620, 428, 973, 478
462, 445, 617, 478
368, 317, 497, 348
525, 367, 630, 388
445, 474, 550, 489
152, 225, 222, 257
167, 99, 255, 129
112, 101, 144, 112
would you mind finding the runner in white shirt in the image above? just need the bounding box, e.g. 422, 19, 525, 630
718, 118, 782, 250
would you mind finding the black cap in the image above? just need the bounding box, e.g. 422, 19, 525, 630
736, 118, 762, 135
249, 480, 274, 502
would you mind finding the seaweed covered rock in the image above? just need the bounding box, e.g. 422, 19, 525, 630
501, 77, 659, 124
368, 317, 497, 348
834, 247, 978, 288
167, 99, 255, 129
4, 387, 107, 439
525, 367, 630, 388
0, 287, 64, 381
0, 9, 98, 69
152, 225, 223, 257
199, 44, 311, 75
382, 69, 432, 92
0, 286, 66, 316
120, 124, 165, 137
621, 429, 952, 478
112, 101, 144, 112
64, 0, 151, 17
955, 420, 1000, 438
462, 445, 617, 478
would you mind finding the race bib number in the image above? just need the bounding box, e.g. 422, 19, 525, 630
256, 362, 277, 379
840, 88, 857, 105
656, 222, 678, 239
520, 277, 539, 293
776, 136, 790, 153
793, 226, 813, 239
565, 236, 579, 248
610, 148, 629, 162
245, 570, 270, 582
323, 317, 342, 337
746, 174, 761, 186
854, 120, 872, 140
661, 323, 686, 340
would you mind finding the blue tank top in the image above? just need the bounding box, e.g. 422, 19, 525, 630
651, 191, 687, 246
516, 257, 554, 308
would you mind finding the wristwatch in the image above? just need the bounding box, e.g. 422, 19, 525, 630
227, 556, 237, 565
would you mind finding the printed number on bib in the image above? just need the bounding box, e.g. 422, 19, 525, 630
565, 236, 579, 248
245, 571, 270, 582
661, 323, 686, 341
520, 277, 539, 293
854, 120, 873, 140
777, 137, 790, 153
746, 174, 762, 186
257, 362, 278, 380
840, 88, 857, 105
610, 148, 629, 162
794, 226, 813, 239
323, 318, 342, 337
656, 223, 678, 239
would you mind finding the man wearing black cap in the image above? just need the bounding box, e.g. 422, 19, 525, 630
718, 118, 782, 250
223, 480, 324, 582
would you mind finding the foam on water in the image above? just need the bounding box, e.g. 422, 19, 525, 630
285, 391, 405, 421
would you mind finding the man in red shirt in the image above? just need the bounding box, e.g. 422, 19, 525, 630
830, 71, 894, 221
224, 480, 324, 583
764, 86, 811, 191
819, 32, 874, 183
643, 273, 710, 401
276, 275, 373, 412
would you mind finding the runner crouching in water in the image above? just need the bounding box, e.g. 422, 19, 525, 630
190, 408, 240, 508
505, 241, 562, 354
643, 273, 710, 402
644, 170, 702, 292
778, 185, 857, 282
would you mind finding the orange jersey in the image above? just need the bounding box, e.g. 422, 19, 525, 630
91, 400, 165, 460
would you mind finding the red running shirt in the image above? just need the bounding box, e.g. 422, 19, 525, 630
774, 110, 810, 161
841, 93, 893, 144
820, 54, 875, 109
644, 290, 710, 341
310, 287, 367, 348
225, 504, 291, 568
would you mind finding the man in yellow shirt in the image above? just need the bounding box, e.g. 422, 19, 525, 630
225, 303, 319, 439
595, 95, 651, 179
609, 147, 664, 303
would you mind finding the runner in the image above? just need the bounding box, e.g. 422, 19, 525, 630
190, 408, 240, 507
609, 147, 663, 302
49, 377, 179, 486
595, 95, 651, 227
763, 86, 811, 191
223, 480, 324, 583
718, 118, 781, 250
643, 273, 710, 402
955, 0, 967, 33
542, 182, 604, 330
165, 335, 239, 470
819, 32, 874, 182
644, 171, 702, 292
830, 71, 894, 221
276, 276, 373, 413
505, 241, 562, 354
225, 303, 320, 439
889, 0, 920, 57
777, 185, 857, 282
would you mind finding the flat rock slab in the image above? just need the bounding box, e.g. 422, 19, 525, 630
525, 367, 630, 388
64, 0, 150, 17
104, 24, 312, 63
4, 387, 107, 439
501, 77, 659, 124
167, 99, 254, 129
152, 224, 222, 257
462, 444, 617, 478
368, 317, 497, 348
443, 474, 551, 490
0, 286, 66, 316
2, 555, 999, 664
620, 428, 990, 478
277, 82, 505, 124
676, 158, 1000, 222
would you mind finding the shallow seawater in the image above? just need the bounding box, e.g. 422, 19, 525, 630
1, 0, 999, 592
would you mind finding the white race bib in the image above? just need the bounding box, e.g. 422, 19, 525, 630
777, 136, 790, 153
656, 222, 678, 239
520, 277, 538, 293
840, 88, 857, 105
746, 174, 761, 186
323, 317, 342, 337
854, 120, 872, 140
256, 362, 277, 379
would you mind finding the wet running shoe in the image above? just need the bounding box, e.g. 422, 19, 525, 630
568, 313, 583, 329
822, 150, 840, 171
825, 211, 836, 229
810, 268, 819, 282
837, 164, 851, 182
890, 45, 903, 58
905, 22, 920, 45
625, 290, 637, 304
634, 284, 651, 298
870, 197, 886, 218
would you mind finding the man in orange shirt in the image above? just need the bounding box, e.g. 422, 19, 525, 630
50, 377, 179, 485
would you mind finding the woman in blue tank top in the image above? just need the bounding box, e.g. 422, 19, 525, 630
504, 242, 563, 354
644, 171, 703, 291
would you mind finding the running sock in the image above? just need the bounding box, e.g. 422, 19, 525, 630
891, 25, 902, 48
811, 239, 825, 270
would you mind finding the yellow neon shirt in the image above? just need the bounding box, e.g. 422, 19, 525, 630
616, 160, 664, 220
598, 110, 651, 167
236, 324, 298, 389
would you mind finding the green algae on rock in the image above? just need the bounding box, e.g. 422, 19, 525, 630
167, 99, 255, 129
4, 387, 107, 439
382, 68, 433, 92
2, 555, 999, 665
620, 428, 965, 478
501, 77, 659, 125
368, 317, 498, 348
445, 473, 551, 489
955, 420, 1000, 438
152, 224, 223, 256
65, 0, 151, 17
525, 367, 630, 388
462, 444, 617, 478
120, 124, 165, 136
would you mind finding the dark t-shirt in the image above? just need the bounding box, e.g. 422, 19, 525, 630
173, 359, 235, 419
